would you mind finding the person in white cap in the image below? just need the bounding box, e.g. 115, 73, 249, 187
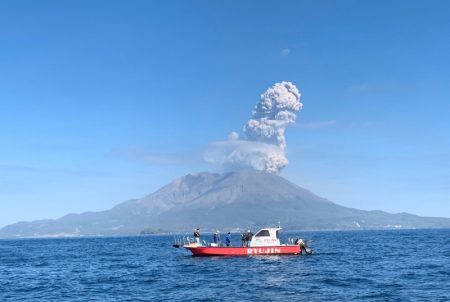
213, 230, 221, 245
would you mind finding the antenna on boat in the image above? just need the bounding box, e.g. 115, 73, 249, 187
278, 220, 281, 228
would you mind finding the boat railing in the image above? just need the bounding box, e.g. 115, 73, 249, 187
173, 235, 194, 246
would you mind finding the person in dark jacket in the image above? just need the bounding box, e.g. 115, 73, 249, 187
246, 230, 253, 247
225, 232, 231, 247
194, 228, 200, 245
241, 232, 247, 247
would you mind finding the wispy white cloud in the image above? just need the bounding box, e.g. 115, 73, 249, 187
298, 120, 337, 129
362, 121, 380, 127
119, 147, 201, 166
347, 81, 413, 94
0, 164, 97, 176
347, 83, 373, 93
280, 48, 291, 56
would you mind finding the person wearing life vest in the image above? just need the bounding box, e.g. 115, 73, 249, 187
194, 228, 200, 245
225, 232, 231, 247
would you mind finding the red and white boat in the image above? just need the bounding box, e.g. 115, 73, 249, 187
174, 227, 313, 256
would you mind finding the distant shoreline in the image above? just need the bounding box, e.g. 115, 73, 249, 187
1, 226, 449, 240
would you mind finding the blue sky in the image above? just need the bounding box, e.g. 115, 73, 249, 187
1, 0, 449, 227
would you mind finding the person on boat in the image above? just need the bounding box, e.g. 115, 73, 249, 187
213, 230, 220, 245
241, 231, 247, 247
194, 228, 200, 244
225, 232, 231, 247
246, 230, 253, 247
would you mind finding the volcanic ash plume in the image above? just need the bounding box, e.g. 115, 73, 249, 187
204, 140, 288, 174
205, 81, 302, 174
245, 81, 302, 149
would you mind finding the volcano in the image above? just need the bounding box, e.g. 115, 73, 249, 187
2, 171, 450, 237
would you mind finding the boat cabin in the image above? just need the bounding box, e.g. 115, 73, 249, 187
249, 227, 281, 247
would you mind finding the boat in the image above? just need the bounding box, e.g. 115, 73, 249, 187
173, 227, 314, 256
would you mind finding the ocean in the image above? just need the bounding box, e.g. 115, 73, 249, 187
1, 229, 449, 301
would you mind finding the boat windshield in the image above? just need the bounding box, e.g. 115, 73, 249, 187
255, 230, 270, 237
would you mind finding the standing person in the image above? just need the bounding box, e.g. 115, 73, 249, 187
246, 230, 253, 247
241, 231, 247, 247
213, 230, 220, 245
225, 232, 231, 247
194, 228, 200, 245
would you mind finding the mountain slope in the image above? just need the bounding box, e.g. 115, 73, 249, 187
1, 171, 450, 237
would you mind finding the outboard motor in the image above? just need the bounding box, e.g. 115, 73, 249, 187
295, 238, 314, 255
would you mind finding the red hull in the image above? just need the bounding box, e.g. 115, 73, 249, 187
185, 245, 301, 256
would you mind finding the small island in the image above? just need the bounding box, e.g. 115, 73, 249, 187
140, 228, 166, 235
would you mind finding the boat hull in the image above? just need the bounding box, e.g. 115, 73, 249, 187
184, 245, 301, 256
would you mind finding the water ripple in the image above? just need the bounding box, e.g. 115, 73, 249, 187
0, 229, 449, 301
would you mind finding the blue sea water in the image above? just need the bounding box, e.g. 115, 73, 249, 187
1, 229, 449, 301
